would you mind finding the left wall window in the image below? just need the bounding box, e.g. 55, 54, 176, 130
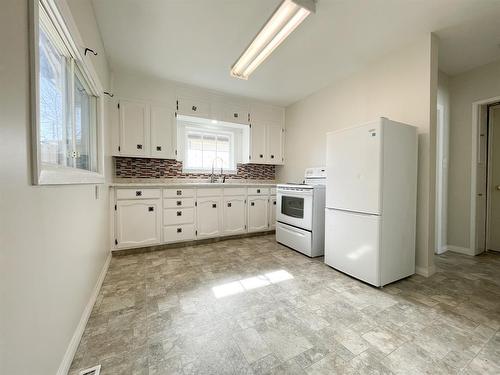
31, 0, 104, 184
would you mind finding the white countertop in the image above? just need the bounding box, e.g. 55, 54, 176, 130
110, 180, 277, 188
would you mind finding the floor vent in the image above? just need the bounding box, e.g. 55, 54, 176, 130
79, 365, 101, 375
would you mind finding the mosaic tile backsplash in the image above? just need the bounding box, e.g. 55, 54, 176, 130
114, 157, 275, 180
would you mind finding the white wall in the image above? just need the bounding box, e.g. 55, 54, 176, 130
0, 1, 112, 374
447, 59, 500, 250
278, 34, 438, 276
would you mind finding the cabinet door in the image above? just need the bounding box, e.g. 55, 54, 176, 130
223, 196, 246, 235
225, 104, 249, 125
248, 196, 269, 232
119, 100, 149, 156
250, 122, 266, 164
116, 199, 161, 248
150, 105, 175, 159
267, 124, 284, 164
196, 197, 222, 239
177, 98, 210, 118
269, 196, 277, 229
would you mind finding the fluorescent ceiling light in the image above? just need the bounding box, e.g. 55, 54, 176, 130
231, 0, 315, 80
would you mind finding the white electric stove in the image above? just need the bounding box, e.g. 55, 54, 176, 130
276, 167, 326, 257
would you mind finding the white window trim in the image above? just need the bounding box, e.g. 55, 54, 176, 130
182, 127, 237, 174
29, 0, 105, 185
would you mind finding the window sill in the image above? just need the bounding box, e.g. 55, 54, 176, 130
35, 164, 105, 185
182, 169, 237, 175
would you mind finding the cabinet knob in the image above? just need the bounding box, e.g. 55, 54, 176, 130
273, 201, 276, 205
234, 113, 238, 118
192, 105, 197, 111
176, 200, 182, 206
148, 206, 154, 212
270, 155, 274, 159
176, 190, 182, 195
227, 202, 232, 207
136, 191, 142, 196
156, 146, 162, 151
212, 203, 217, 208
259, 154, 263, 158
177, 211, 182, 216
257, 189, 260, 193
177, 228, 182, 233
251, 202, 255, 206
137, 144, 143, 150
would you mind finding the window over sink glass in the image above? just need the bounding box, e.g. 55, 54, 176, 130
176, 115, 250, 173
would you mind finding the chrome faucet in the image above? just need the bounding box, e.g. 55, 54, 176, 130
210, 157, 224, 183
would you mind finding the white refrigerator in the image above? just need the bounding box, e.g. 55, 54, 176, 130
324, 118, 418, 287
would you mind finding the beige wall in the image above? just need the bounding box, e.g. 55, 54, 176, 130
0, 1, 111, 374
447, 59, 500, 250
278, 34, 438, 276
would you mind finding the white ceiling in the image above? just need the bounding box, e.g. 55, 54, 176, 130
92, 0, 500, 106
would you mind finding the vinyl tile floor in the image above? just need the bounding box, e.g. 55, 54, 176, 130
69, 235, 500, 375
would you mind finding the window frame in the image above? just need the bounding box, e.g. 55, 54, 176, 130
182, 127, 236, 173
29, 0, 105, 185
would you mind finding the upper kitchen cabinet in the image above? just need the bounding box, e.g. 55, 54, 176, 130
176, 97, 210, 118
267, 123, 284, 164
224, 102, 250, 125
250, 122, 267, 163
150, 105, 176, 159
115, 98, 176, 159
118, 99, 150, 157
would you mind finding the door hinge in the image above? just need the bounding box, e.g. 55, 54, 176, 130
249, 155, 251, 160
114, 204, 117, 210
114, 239, 118, 245
249, 124, 252, 128
118, 146, 121, 152
175, 112, 177, 118
195, 201, 197, 207
175, 149, 178, 156
176, 100, 179, 110
244, 199, 247, 203
244, 225, 247, 229
195, 230, 198, 236
117, 103, 120, 109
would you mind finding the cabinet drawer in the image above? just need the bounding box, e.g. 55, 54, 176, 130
223, 187, 247, 196
163, 208, 195, 225
163, 188, 195, 198
247, 187, 269, 196
197, 188, 223, 197
116, 188, 161, 200
163, 197, 195, 208
163, 224, 195, 243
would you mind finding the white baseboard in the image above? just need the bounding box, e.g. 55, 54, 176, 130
415, 264, 436, 277
444, 245, 475, 256
57, 252, 111, 375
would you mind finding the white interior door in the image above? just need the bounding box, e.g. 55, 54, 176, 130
324, 208, 381, 286
326, 122, 382, 214
487, 106, 500, 251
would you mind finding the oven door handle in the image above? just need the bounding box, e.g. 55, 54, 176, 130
277, 189, 312, 197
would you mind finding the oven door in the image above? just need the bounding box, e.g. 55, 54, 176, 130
277, 188, 313, 231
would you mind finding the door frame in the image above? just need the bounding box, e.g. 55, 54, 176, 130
470, 96, 500, 255
486, 104, 500, 251
435, 104, 447, 254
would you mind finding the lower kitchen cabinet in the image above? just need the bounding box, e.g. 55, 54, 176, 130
248, 196, 269, 232
116, 199, 161, 248
196, 196, 222, 239
269, 196, 277, 229
223, 195, 247, 235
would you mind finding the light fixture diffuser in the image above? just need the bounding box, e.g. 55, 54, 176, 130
230, 0, 315, 80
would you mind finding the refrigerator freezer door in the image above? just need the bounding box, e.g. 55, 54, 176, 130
324, 208, 381, 286
326, 121, 382, 215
